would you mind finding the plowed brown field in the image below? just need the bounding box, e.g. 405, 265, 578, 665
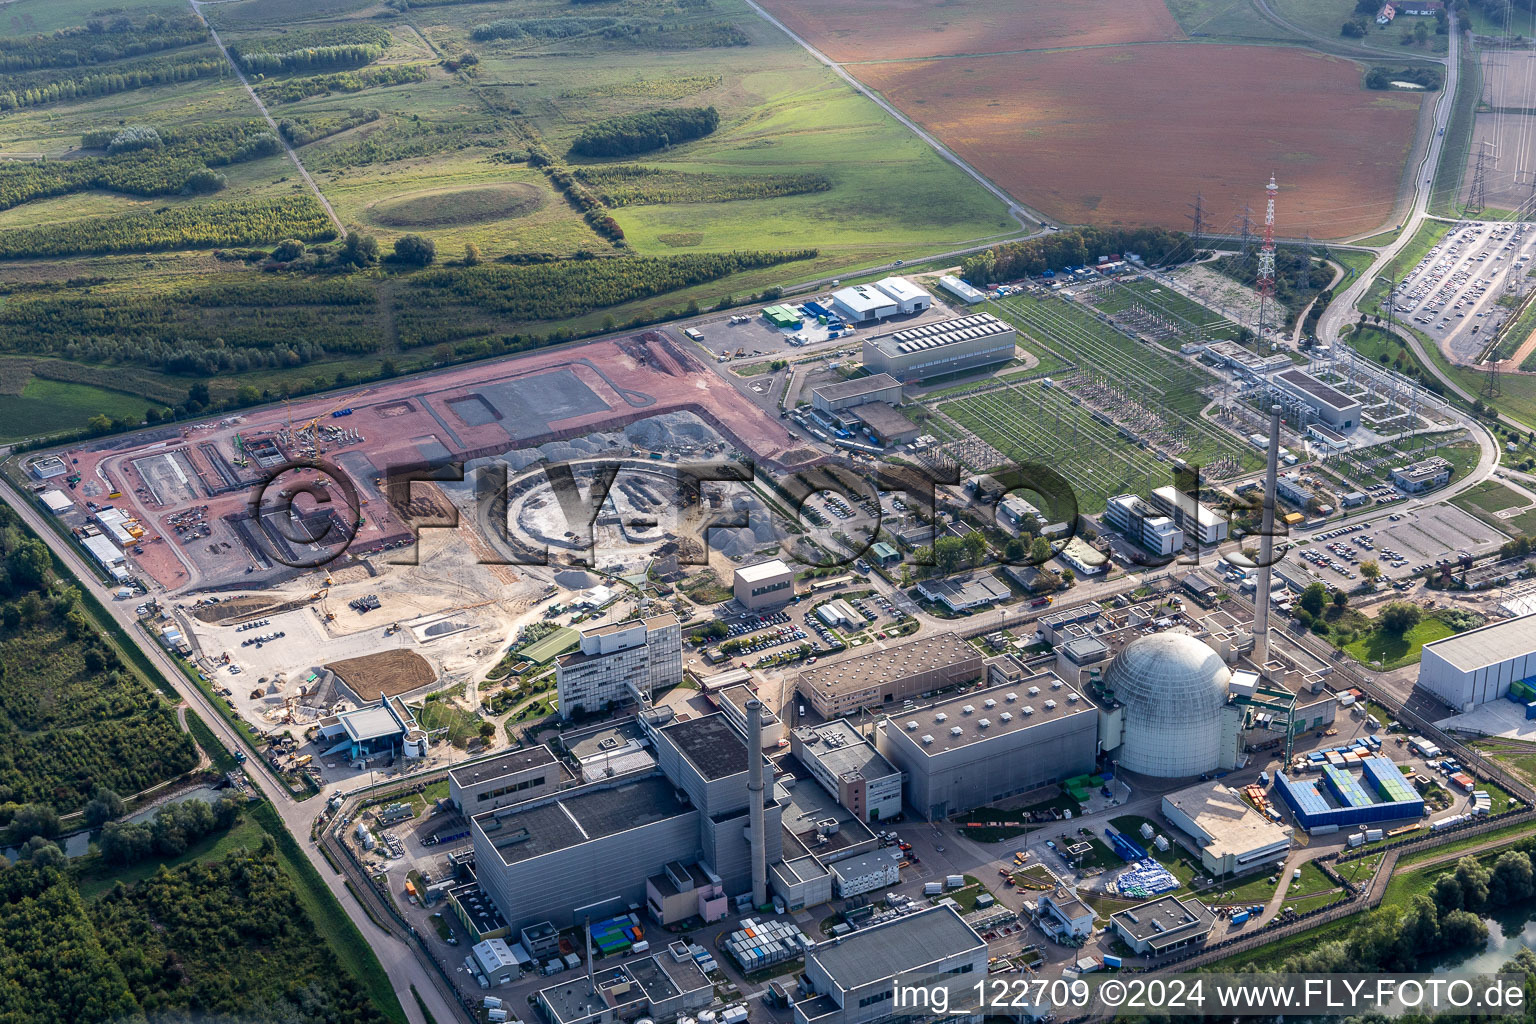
854, 45, 1422, 238
759, 0, 1184, 61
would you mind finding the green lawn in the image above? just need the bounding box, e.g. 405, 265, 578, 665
1451, 479, 1536, 538
1164, 0, 1305, 41
1471, 737, 1536, 788
1273, 0, 1449, 52
1344, 616, 1455, 670
0, 377, 154, 442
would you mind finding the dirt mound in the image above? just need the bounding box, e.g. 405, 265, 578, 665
372, 183, 544, 228
327, 649, 436, 699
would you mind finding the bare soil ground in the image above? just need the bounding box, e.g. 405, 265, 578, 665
327, 649, 437, 699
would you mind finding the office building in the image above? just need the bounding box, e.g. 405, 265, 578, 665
791, 719, 903, 822
1110, 895, 1216, 956
734, 559, 795, 610
876, 678, 1098, 821
1038, 888, 1095, 940
1390, 456, 1452, 494
1149, 486, 1229, 546
556, 615, 682, 718
915, 571, 1010, 612
861, 313, 1016, 383
1416, 614, 1536, 710
1105, 494, 1184, 556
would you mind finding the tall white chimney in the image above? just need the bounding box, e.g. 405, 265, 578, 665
1255, 403, 1282, 668
746, 699, 768, 908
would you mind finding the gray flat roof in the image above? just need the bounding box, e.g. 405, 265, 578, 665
563, 720, 646, 762
812, 373, 902, 403
799, 633, 980, 697
1276, 368, 1359, 412
449, 882, 507, 936
808, 904, 984, 989
886, 678, 1096, 754
1422, 614, 1536, 672
793, 719, 900, 782
1111, 894, 1215, 949
662, 713, 749, 780
449, 745, 558, 789
342, 705, 402, 742
476, 775, 690, 865
918, 571, 1010, 606
541, 967, 646, 1024
871, 312, 1014, 358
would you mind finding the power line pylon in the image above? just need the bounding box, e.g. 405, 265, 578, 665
1186, 193, 1205, 255
1468, 141, 1489, 217
1484, 351, 1503, 399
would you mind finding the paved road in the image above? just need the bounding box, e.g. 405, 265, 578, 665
739, 0, 1042, 233
0, 475, 456, 1024
188, 0, 347, 239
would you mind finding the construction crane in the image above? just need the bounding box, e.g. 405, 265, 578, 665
232, 432, 249, 468
297, 390, 371, 449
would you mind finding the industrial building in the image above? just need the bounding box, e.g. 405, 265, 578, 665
1037, 887, 1096, 940
644, 860, 728, 926
734, 559, 795, 610
316, 696, 428, 762
556, 615, 682, 718
797, 633, 983, 718
1149, 486, 1229, 546
471, 709, 783, 936
830, 277, 932, 324
714, 683, 785, 748
1416, 614, 1536, 710
1098, 632, 1242, 778
1273, 369, 1362, 430
1390, 456, 1453, 494
851, 403, 920, 445
915, 571, 1010, 612
830, 847, 902, 897
1110, 894, 1216, 956
1104, 494, 1184, 556
1161, 781, 1292, 876
38, 489, 72, 515
876, 678, 1099, 821
810, 373, 903, 414
449, 746, 571, 813
795, 905, 988, 1024
861, 313, 1017, 383
26, 455, 67, 479
81, 533, 129, 582
535, 951, 713, 1024
1308, 423, 1350, 450
937, 274, 987, 304
1271, 757, 1425, 832
790, 719, 903, 822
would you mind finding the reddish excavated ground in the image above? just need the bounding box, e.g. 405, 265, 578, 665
327, 650, 436, 699
853, 44, 1421, 240
56, 330, 816, 592
758, 0, 1184, 62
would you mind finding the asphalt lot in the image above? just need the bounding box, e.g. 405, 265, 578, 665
1279, 503, 1506, 592
1390, 220, 1536, 361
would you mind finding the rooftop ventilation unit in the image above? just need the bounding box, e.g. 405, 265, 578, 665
1044, 700, 1057, 711
999, 711, 1013, 722
950, 726, 963, 737
1067, 693, 1080, 704
978, 718, 991, 729
906, 721, 920, 731
962, 705, 975, 715
984, 699, 997, 709
1051, 679, 1064, 690
921, 735, 934, 745
1005, 692, 1018, 703
1028, 687, 1040, 697
1022, 706, 1035, 716
935, 713, 948, 723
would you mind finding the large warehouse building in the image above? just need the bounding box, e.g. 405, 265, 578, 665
1416, 614, 1536, 711
797, 633, 983, 717
861, 312, 1017, 382
830, 277, 932, 323
876, 678, 1099, 821
1273, 369, 1362, 430
1162, 781, 1292, 876
1272, 757, 1424, 832
810, 373, 903, 414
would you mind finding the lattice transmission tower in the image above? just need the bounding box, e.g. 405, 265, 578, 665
1256, 176, 1278, 357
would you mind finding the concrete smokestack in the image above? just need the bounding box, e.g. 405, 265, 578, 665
1254, 404, 1282, 669
746, 698, 768, 909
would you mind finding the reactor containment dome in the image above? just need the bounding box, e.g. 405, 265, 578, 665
1104, 632, 1231, 778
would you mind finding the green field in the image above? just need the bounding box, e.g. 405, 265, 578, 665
0, 377, 155, 442
1164, 0, 1305, 41
1273, 0, 1449, 52
1343, 614, 1456, 670
1086, 276, 1243, 346
1450, 479, 1536, 537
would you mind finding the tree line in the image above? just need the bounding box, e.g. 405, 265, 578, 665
227, 23, 392, 73
1365, 65, 1444, 90
959, 226, 1190, 283
0, 49, 225, 111
0, 195, 336, 260
277, 108, 381, 147
310, 115, 503, 168
0, 13, 206, 72
254, 62, 429, 105
471, 15, 626, 40
572, 164, 831, 206
568, 105, 719, 157
0, 119, 280, 212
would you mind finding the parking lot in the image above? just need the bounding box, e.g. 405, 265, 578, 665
1390, 221, 1536, 361
1283, 503, 1508, 591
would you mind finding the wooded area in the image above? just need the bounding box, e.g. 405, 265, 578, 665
569, 106, 720, 157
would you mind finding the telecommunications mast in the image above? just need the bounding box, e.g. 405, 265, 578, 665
1256, 175, 1278, 356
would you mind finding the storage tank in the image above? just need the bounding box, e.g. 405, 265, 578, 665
1102, 632, 1232, 777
